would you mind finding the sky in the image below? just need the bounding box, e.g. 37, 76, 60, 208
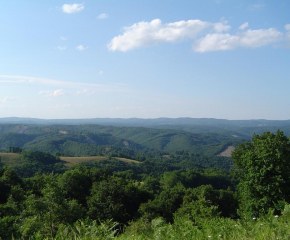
0, 0, 290, 120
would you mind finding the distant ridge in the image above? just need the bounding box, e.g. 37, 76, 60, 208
0, 117, 290, 129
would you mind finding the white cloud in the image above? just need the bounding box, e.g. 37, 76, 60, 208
76, 89, 95, 95
62, 3, 84, 14
2, 96, 19, 102
57, 46, 67, 51
239, 22, 249, 30
52, 89, 65, 97
60, 37, 67, 41
39, 89, 66, 97
192, 28, 283, 52
0, 75, 126, 93
76, 45, 88, 51
249, 4, 264, 10
107, 19, 230, 52
284, 24, 290, 48
98, 13, 108, 19
98, 71, 104, 75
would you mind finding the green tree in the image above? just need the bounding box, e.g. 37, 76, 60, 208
232, 130, 290, 216
87, 177, 145, 224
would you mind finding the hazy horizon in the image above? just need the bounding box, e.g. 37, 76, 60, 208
1, 1, 290, 120
1, 116, 290, 122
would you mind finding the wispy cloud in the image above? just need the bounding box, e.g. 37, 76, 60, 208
192, 28, 283, 52
249, 4, 264, 10
0, 75, 127, 92
62, 3, 84, 14
2, 96, 20, 102
60, 36, 67, 41
39, 89, 66, 97
76, 45, 88, 51
239, 22, 249, 30
107, 19, 230, 52
48, 104, 71, 110
76, 89, 95, 95
98, 71, 104, 75
57, 46, 67, 51
284, 24, 290, 48
98, 13, 108, 19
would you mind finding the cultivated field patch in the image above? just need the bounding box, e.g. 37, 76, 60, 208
0, 153, 22, 166
218, 146, 235, 157
60, 156, 141, 167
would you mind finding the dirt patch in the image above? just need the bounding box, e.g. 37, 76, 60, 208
218, 146, 235, 157
231, 135, 239, 138
163, 155, 171, 159
123, 141, 129, 147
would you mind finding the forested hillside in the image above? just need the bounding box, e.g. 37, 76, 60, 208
0, 124, 243, 170
1, 130, 290, 239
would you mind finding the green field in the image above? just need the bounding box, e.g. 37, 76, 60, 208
60, 156, 141, 167
0, 152, 141, 167
0, 152, 22, 166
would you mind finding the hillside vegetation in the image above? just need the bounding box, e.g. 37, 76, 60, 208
0, 130, 290, 239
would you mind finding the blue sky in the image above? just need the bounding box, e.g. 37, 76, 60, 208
1, 0, 290, 119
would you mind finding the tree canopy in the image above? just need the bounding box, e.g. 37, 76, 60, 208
232, 130, 290, 216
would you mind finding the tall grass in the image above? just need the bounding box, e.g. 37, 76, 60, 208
25, 205, 290, 240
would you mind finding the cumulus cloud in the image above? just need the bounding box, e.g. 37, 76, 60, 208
192, 28, 283, 52
39, 90, 66, 97
62, 3, 84, 14
98, 13, 108, 19
57, 46, 67, 51
239, 22, 249, 30
107, 19, 230, 52
2, 96, 19, 102
285, 24, 290, 31
76, 45, 88, 51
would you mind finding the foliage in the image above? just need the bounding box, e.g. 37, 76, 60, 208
1, 130, 290, 239
232, 130, 290, 216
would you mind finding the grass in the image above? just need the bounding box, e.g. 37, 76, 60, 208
0, 152, 22, 166
28, 209, 290, 240
218, 146, 235, 157
60, 156, 141, 167
0, 153, 141, 167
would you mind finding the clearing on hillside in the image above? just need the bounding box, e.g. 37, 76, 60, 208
0, 153, 22, 166
218, 146, 235, 157
0, 153, 141, 168
60, 156, 141, 167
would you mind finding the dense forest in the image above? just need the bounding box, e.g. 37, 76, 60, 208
1, 122, 290, 239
